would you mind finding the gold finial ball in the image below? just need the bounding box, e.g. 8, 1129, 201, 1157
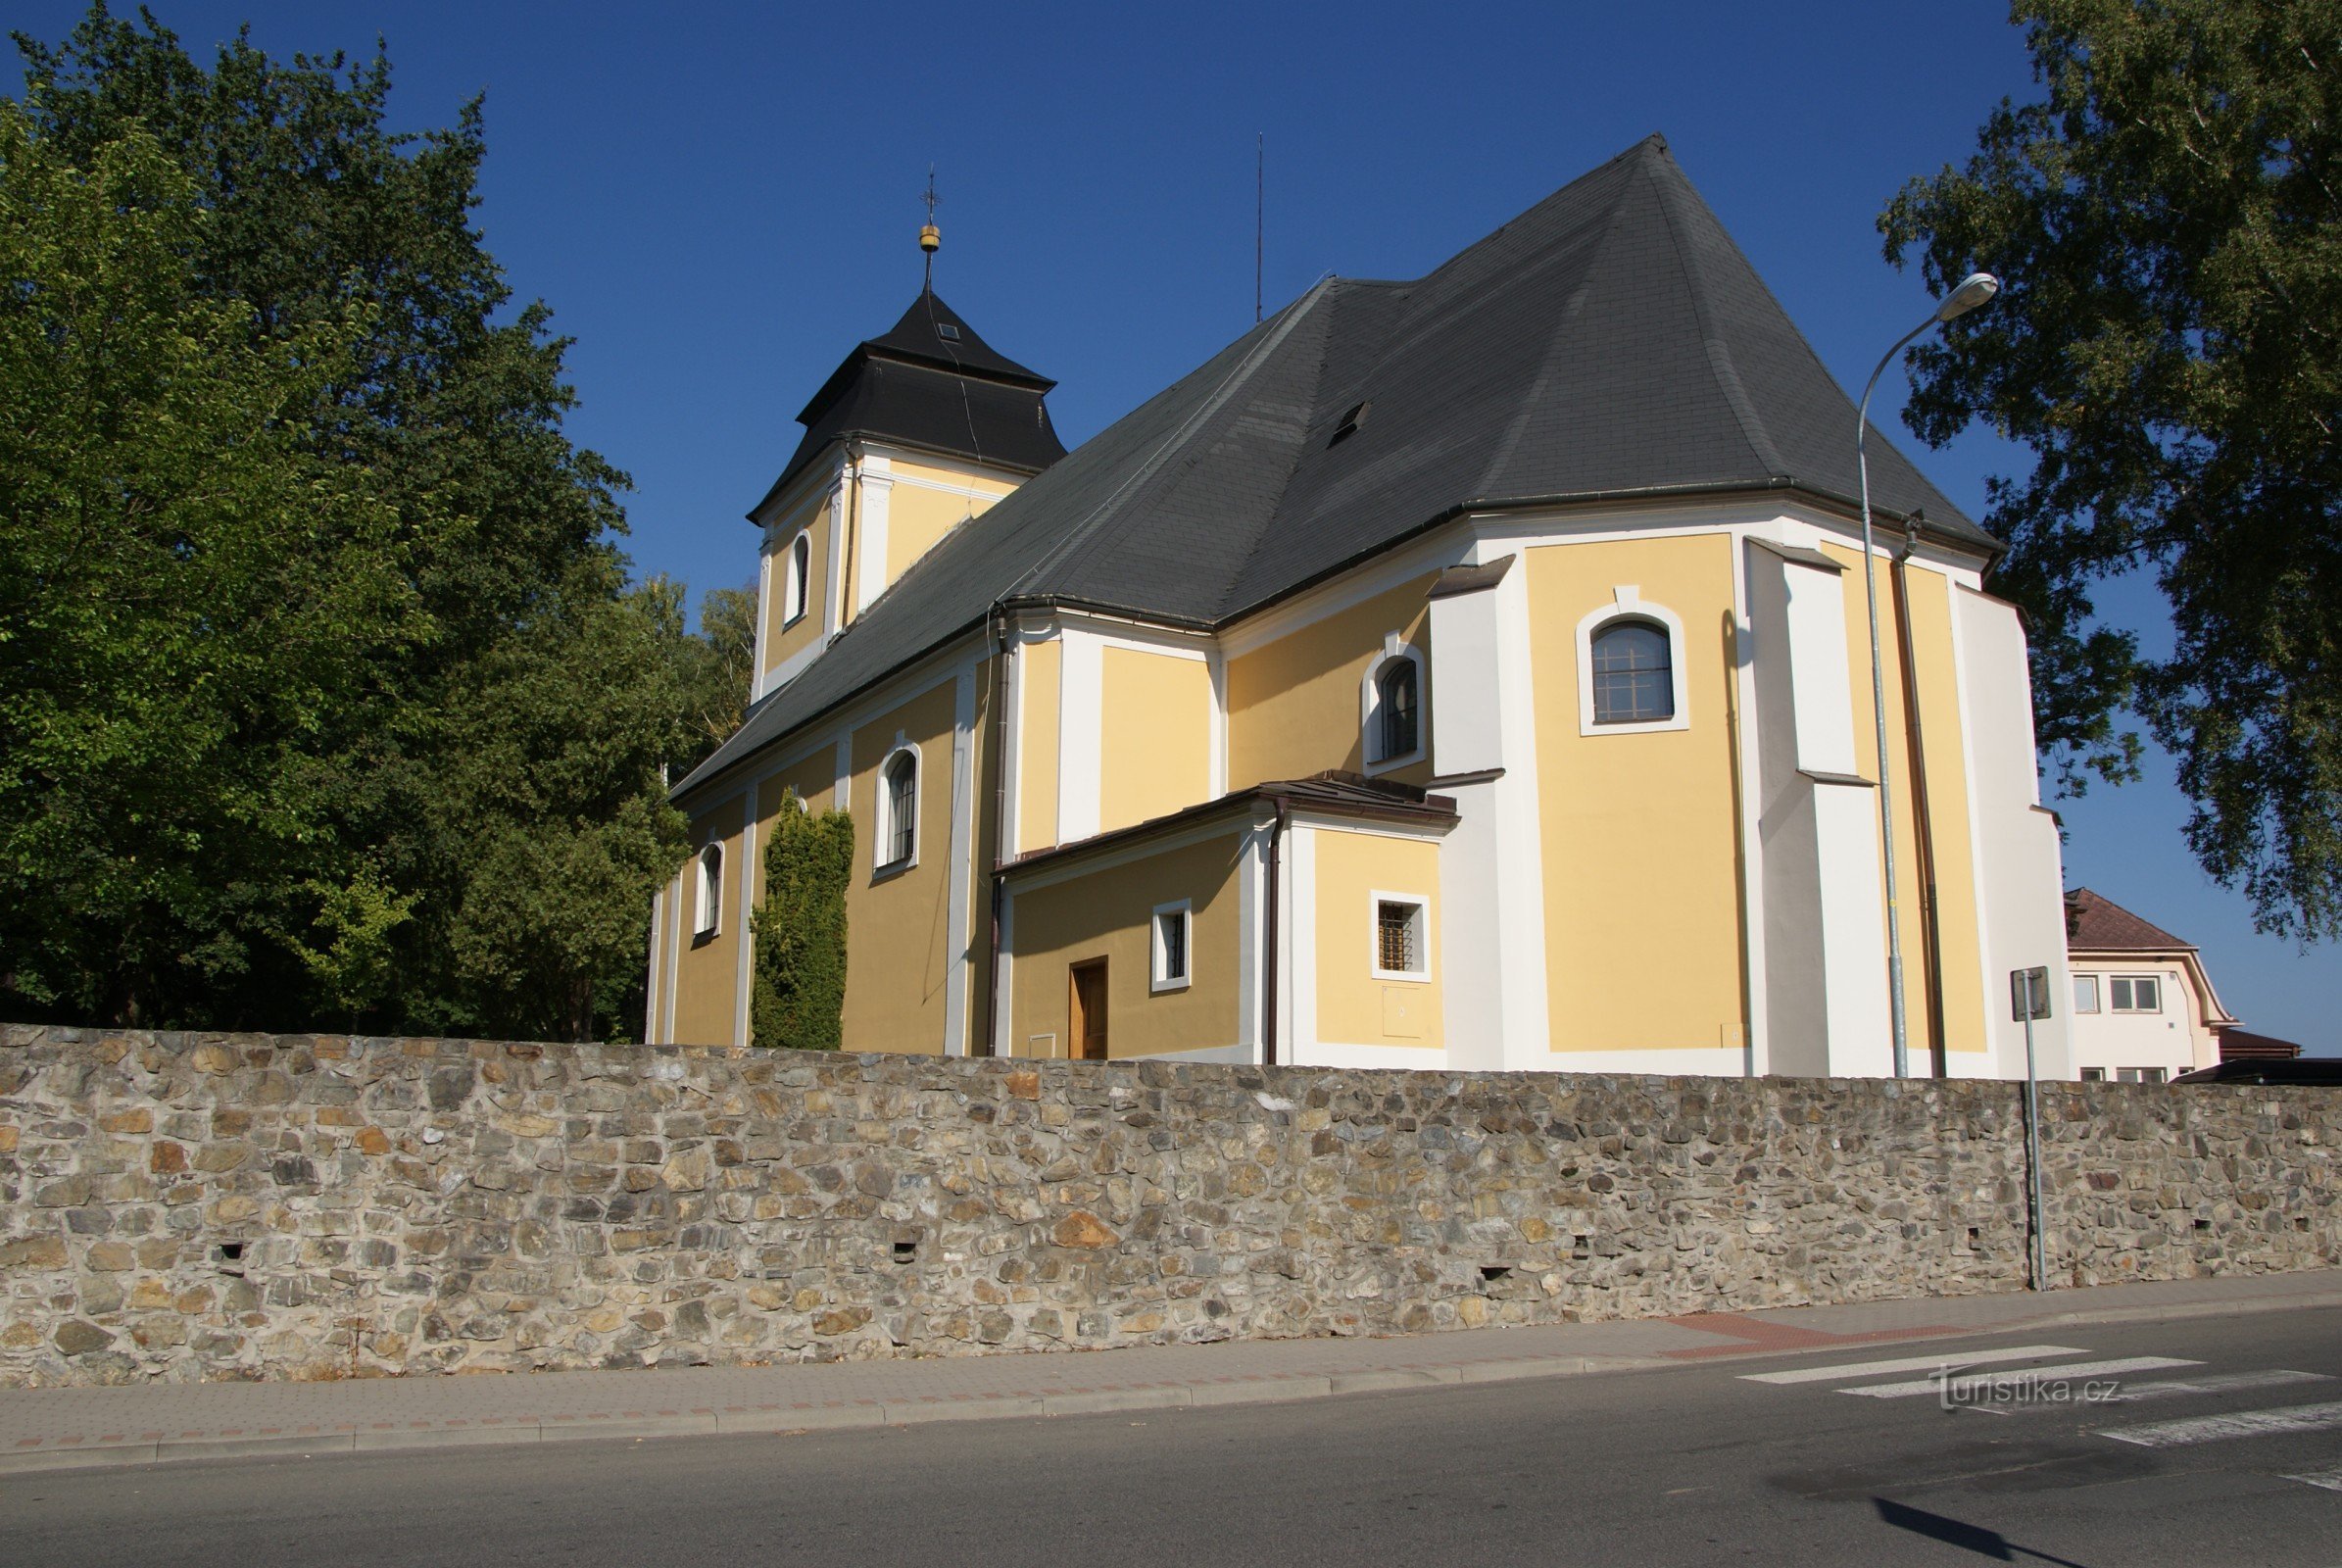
919, 223, 941, 254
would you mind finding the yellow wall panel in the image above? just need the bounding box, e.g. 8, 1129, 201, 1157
1311, 828, 1444, 1051
883, 457, 1012, 585
1017, 638, 1061, 853
842, 680, 959, 1054
1528, 534, 1745, 1053
671, 795, 748, 1048
1008, 831, 1246, 1058
1098, 646, 1212, 832
761, 498, 831, 677
1226, 577, 1435, 790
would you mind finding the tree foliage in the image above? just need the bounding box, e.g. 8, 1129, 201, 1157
1881, 0, 2342, 941
2, 7, 721, 1036
751, 796, 852, 1052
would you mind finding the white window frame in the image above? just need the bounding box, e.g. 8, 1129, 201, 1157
2080, 1067, 2107, 1083
1369, 889, 1431, 982
2073, 974, 2100, 1014
1150, 899, 1193, 994
782, 532, 811, 628
693, 843, 724, 940
874, 740, 921, 877
1576, 587, 1690, 736
1358, 634, 1427, 775
2110, 974, 2162, 1014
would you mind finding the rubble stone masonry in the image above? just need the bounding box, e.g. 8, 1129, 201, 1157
0, 1025, 2334, 1387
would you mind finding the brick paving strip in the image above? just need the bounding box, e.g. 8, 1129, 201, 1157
2, 1271, 2335, 1475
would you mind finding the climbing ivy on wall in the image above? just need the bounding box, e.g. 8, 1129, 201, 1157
751, 795, 853, 1051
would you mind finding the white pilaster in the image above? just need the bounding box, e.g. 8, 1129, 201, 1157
943, 665, 978, 1056
854, 453, 895, 615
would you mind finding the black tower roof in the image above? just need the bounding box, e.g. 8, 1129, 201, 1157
756, 291, 1066, 513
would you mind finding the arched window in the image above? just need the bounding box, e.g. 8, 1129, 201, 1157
783, 533, 811, 627
879, 749, 918, 869
1359, 640, 1426, 772
1376, 659, 1419, 762
1589, 619, 1673, 724
694, 843, 724, 939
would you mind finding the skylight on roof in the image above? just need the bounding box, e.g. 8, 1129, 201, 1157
1331, 400, 1372, 444
935, 322, 961, 341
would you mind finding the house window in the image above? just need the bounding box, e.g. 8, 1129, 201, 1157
1151, 901, 1192, 993
784, 533, 811, 626
2073, 974, 2100, 1013
1590, 620, 1673, 723
2080, 1067, 2107, 1083
1372, 894, 1428, 981
1360, 642, 1426, 772
1376, 660, 1419, 762
2117, 1066, 2168, 1085
2110, 975, 2162, 1013
878, 749, 918, 871
693, 843, 723, 939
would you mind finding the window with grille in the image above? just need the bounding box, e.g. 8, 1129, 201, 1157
1590, 619, 1673, 723
2073, 974, 2100, 1013
1375, 659, 1419, 762
881, 752, 917, 868
1151, 902, 1191, 992
1375, 898, 1425, 978
2110, 975, 2161, 1013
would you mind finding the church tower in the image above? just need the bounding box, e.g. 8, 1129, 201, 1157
746, 212, 1064, 702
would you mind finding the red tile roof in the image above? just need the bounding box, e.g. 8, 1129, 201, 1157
2219, 1028, 2305, 1061
2064, 888, 2195, 952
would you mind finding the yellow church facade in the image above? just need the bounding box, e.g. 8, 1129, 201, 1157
651, 136, 2077, 1082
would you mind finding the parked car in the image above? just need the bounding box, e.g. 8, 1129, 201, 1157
2171, 1058, 2342, 1086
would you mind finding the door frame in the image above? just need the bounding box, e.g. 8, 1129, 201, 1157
1069, 956, 1109, 1060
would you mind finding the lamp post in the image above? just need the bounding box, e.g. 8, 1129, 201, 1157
1857, 270, 2000, 1079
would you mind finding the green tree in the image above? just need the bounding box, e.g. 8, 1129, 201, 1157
8, 7, 697, 1036
0, 102, 420, 1022
1881, 0, 2342, 941
673, 581, 757, 775
751, 795, 852, 1052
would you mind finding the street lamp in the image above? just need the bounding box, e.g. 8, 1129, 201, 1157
1857, 270, 2000, 1079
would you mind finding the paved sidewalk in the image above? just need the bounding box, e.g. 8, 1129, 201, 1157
3, 1269, 2336, 1476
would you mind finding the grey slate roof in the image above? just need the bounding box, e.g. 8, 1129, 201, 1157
680, 134, 1990, 799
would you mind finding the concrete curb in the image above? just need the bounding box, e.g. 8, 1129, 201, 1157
4, 1287, 2336, 1477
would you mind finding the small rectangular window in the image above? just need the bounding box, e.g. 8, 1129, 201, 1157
935, 321, 961, 341
1374, 897, 1426, 979
2080, 1067, 2107, 1083
2073, 974, 2100, 1013
2111, 975, 2162, 1013
2139, 1066, 2167, 1085
2115, 1066, 2168, 1085
1150, 902, 1191, 993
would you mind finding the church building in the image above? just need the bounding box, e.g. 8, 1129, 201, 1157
649, 135, 2077, 1081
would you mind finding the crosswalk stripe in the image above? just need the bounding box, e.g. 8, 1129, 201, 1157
1738, 1345, 2088, 1386
2108, 1369, 2332, 1404
2282, 1467, 2342, 1493
1839, 1355, 2200, 1399
2101, 1398, 2342, 1447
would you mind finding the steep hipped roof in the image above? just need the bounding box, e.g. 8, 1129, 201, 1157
2065, 888, 2195, 952
684, 135, 1990, 797
758, 290, 1066, 506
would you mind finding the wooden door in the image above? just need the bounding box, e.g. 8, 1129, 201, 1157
1069, 958, 1109, 1060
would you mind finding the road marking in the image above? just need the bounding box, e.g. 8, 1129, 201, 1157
2108, 1369, 2333, 1404
2101, 1399, 2342, 1447
1839, 1355, 2201, 1399
2281, 1466, 2342, 1493
1738, 1345, 2088, 1386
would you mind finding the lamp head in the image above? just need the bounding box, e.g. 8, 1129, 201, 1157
1935, 271, 2001, 321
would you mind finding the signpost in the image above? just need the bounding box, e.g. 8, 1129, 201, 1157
2011, 966, 2051, 1292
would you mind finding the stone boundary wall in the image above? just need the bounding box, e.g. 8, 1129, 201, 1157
1, 1025, 2334, 1387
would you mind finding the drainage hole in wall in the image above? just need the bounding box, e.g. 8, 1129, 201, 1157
1571, 1235, 1591, 1260
1480, 1265, 1512, 1283
2298, 1217, 2311, 1233
1966, 1227, 1980, 1247
2194, 1218, 2212, 1231
893, 1241, 918, 1262
216, 1242, 245, 1276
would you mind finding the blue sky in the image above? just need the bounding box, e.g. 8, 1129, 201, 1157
16, 1, 2338, 1052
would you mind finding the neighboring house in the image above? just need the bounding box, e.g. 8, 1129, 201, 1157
2063, 888, 2238, 1083
649, 135, 2076, 1082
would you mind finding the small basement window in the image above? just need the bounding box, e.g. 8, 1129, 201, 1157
2080, 1067, 2107, 1083
1151, 901, 1192, 993
1373, 895, 1428, 981
2117, 1066, 2169, 1085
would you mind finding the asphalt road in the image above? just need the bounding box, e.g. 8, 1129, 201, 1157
6, 1307, 2340, 1566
